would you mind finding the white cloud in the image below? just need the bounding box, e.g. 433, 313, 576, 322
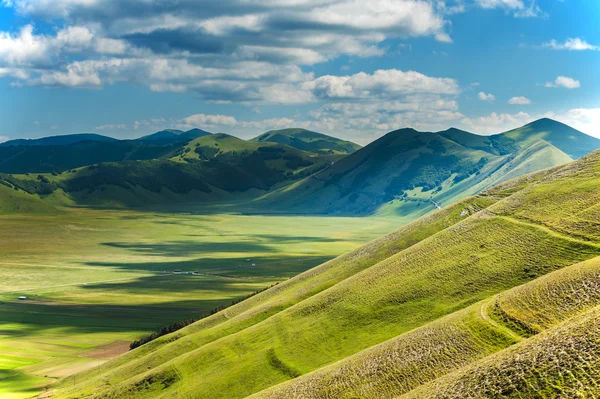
543, 38, 599, 51
508, 96, 531, 105
96, 124, 127, 130
0, 0, 456, 100
477, 91, 495, 102
544, 76, 580, 89
550, 108, 600, 138
460, 111, 534, 134
306, 69, 459, 100
182, 114, 238, 126
0, 136, 9, 143
474, 0, 543, 17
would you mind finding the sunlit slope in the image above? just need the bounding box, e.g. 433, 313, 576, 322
401, 259, 600, 399
253, 255, 600, 399
0, 183, 57, 214
54, 151, 600, 399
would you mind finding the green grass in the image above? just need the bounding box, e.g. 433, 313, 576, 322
253, 255, 600, 399
0, 208, 401, 399
50, 149, 600, 399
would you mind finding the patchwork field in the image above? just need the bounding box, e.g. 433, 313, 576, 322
0, 209, 400, 399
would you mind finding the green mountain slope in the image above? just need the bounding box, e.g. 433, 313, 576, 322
259, 123, 576, 216
2, 134, 337, 208
251, 128, 362, 154
52, 149, 600, 399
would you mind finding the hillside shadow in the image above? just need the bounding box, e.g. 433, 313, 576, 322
84, 254, 328, 277
102, 240, 275, 257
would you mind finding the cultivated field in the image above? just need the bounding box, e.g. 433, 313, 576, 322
0, 208, 400, 398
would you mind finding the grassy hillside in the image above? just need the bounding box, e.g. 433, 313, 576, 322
0, 183, 57, 214
0, 134, 338, 208
255, 255, 600, 399
251, 128, 362, 154
51, 149, 600, 399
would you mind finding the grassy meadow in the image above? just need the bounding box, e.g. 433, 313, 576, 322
0, 208, 400, 399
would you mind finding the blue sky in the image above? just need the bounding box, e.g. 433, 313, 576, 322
0, 0, 599, 144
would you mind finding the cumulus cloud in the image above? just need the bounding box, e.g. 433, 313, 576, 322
96, 124, 127, 130
182, 113, 238, 126
474, 0, 543, 17
543, 38, 599, 51
544, 76, 580, 89
477, 92, 495, 102
508, 96, 531, 105
0, 0, 466, 108
305, 69, 459, 100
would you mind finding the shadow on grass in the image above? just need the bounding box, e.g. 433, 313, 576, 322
102, 240, 275, 257
84, 254, 330, 277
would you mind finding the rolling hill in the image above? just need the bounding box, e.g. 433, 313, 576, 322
0, 133, 117, 147
0, 119, 597, 216
137, 128, 211, 143
251, 128, 362, 154
50, 148, 600, 399
0, 134, 338, 208
259, 119, 596, 216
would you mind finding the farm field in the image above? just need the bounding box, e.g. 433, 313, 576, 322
0, 208, 400, 399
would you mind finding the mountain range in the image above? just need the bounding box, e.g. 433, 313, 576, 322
0, 119, 598, 216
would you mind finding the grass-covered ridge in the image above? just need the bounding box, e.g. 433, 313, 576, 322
251, 128, 362, 154
51, 149, 600, 399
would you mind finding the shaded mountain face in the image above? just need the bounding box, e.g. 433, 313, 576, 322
0, 133, 117, 147
52, 149, 600, 399
251, 128, 362, 154
0, 140, 185, 174
260, 120, 591, 215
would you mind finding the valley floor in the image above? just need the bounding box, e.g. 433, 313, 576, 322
0, 208, 401, 399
